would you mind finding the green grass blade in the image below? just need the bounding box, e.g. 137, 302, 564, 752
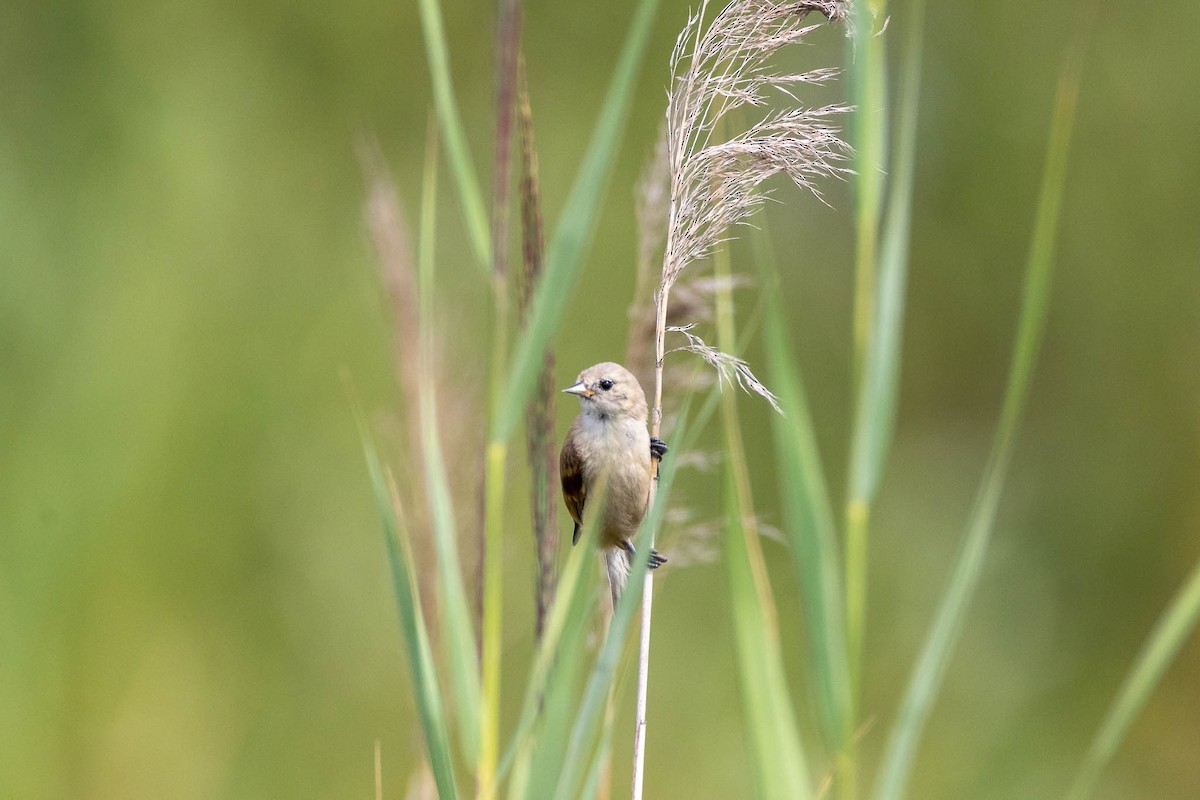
360, 433, 459, 800
1066, 557, 1200, 800
480, 439, 507, 796
722, 470, 811, 799
871, 36, 1085, 800
522, 567, 598, 799
716, 244, 811, 798
755, 231, 851, 753
493, 0, 662, 442
720, 431, 816, 800
416, 125, 483, 764
416, 0, 490, 268
848, 0, 888, 378
578, 723, 614, 800
845, 0, 923, 528
506, 520, 600, 797
843, 0, 924, 697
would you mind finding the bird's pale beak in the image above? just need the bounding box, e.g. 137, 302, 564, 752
562, 381, 593, 398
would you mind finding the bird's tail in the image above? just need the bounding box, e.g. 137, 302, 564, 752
605, 547, 631, 611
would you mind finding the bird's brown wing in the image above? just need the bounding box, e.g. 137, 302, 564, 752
560, 434, 586, 545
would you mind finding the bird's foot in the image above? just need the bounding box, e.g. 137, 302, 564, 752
620, 541, 668, 570
650, 437, 669, 461
648, 548, 668, 569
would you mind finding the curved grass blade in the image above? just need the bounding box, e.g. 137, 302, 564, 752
497, 536, 596, 789
722, 469, 812, 799
755, 229, 851, 754
416, 0, 490, 267
361, 432, 459, 800
871, 31, 1086, 800
716, 245, 811, 798
843, 0, 925, 698
1066, 557, 1200, 800
511, 515, 603, 799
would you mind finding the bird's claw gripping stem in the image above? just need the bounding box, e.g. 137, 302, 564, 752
621, 540, 668, 569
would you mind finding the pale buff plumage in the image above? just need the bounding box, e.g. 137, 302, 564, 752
560, 362, 666, 606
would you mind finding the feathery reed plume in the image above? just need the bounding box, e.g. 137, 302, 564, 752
629, 131, 755, 420
515, 61, 559, 642
632, 3, 850, 797
654, 0, 851, 421
362, 143, 439, 623
627, 129, 670, 390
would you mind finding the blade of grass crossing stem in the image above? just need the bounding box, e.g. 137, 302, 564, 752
418, 117, 482, 764
492, 0, 661, 442
361, 434, 458, 799
716, 244, 812, 798
551, 447, 680, 800
871, 39, 1085, 800
754, 230, 850, 754
416, 0, 490, 268
513, 493, 607, 799
523, 577, 597, 799
844, 0, 924, 699
499, 517, 601, 790
1066, 557, 1200, 800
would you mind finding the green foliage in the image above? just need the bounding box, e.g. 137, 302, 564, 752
362, 432, 458, 799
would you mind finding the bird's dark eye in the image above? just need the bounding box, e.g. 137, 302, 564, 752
598, 379, 615, 391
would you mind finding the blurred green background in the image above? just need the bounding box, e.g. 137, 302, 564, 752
3, 1, 1198, 798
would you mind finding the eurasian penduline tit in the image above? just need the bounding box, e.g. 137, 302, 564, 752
560, 362, 668, 608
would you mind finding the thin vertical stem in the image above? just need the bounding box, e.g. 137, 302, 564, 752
632, 281, 672, 800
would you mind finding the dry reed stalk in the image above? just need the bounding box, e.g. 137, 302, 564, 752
516, 60, 559, 641
633, 2, 851, 797
492, 0, 523, 284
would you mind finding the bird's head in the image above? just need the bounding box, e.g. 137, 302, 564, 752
562, 362, 647, 421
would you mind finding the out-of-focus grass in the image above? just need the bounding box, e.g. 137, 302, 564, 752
872, 16, 1084, 799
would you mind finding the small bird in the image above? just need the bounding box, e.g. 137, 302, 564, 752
560, 362, 669, 607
